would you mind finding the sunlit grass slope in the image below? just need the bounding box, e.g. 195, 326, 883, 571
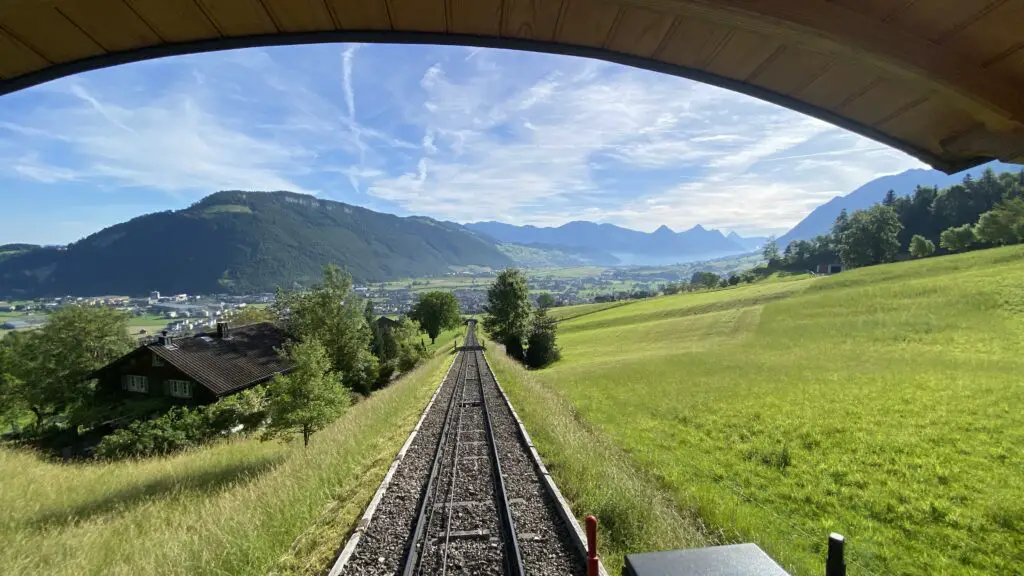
0, 353, 455, 576
547, 300, 632, 322
493, 246, 1024, 575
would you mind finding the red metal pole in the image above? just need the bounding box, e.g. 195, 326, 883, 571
585, 515, 599, 576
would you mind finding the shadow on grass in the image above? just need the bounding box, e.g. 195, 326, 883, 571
29, 454, 286, 530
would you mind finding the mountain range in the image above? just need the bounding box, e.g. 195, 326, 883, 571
465, 221, 757, 265
778, 161, 1021, 246
3, 161, 1020, 298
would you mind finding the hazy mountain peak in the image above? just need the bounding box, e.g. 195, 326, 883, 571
465, 219, 746, 264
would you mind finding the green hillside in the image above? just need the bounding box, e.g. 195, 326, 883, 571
0, 191, 511, 297
488, 246, 1024, 575
0, 352, 456, 576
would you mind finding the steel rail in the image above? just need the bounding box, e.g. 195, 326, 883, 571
477, 347, 526, 576
438, 352, 471, 575
400, 348, 469, 576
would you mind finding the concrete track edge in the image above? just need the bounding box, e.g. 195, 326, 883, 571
481, 350, 610, 576
326, 352, 459, 576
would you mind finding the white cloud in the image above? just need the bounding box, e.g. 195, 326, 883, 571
12, 153, 81, 183
0, 44, 928, 235
364, 50, 925, 229
2, 81, 315, 194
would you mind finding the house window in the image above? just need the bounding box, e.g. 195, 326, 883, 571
122, 375, 148, 393
152, 355, 164, 367
167, 379, 193, 398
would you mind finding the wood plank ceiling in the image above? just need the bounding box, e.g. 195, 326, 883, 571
0, 0, 1022, 172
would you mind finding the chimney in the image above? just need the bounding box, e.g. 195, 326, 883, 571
217, 321, 230, 339
157, 331, 173, 346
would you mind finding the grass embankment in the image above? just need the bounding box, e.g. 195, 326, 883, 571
547, 300, 633, 322
424, 326, 465, 356
0, 353, 455, 576
492, 246, 1024, 575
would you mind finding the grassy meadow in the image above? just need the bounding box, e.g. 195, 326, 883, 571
490, 246, 1024, 575
0, 353, 455, 576
547, 300, 634, 322
125, 313, 169, 337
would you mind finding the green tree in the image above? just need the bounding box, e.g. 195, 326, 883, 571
273, 265, 378, 395
0, 306, 133, 426
761, 236, 780, 262
408, 291, 462, 344
483, 268, 532, 359
838, 205, 903, 268
827, 207, 851, 250
974, 198, 1024, 246
525, 308, 560, 368
536, 293, 557, 310
0, 336, 28, 428
939, 224, 976, 252
882, 189, 897, 207
392, 318, 428, 372
263, 339, 348, 447
364, 299, 384, 359
373, 317, 427, 387
909, 234, 935, 258
662, 283, 682, 295
226, 305, 274, 325
690, 271, 721, 289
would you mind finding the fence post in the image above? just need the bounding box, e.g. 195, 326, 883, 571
826, 533, 845, 576
586, 515, 600, 576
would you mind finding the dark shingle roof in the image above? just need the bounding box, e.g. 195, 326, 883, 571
149, 323, 292, 396
376, 316, 399, 330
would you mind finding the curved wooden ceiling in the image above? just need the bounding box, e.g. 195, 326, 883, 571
0, 0, 1022, 173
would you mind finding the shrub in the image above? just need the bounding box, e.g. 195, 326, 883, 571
525, 309, 560, 368
909, 234, 936, 258
939, 224, 976, 252
504, 335, 526, 361
95, 385, 267, 459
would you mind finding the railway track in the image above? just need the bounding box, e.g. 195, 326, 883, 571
340, 322, 586, 576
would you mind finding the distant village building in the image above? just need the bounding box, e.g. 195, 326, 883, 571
150, 290, 160, 300
89, 322, 292, 406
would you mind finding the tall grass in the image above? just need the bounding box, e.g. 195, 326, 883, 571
502, 246, 1024, 575
487, 351, 712, 575
1, 353, 455, 576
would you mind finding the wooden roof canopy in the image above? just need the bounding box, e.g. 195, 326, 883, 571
1, 0, 1022, 173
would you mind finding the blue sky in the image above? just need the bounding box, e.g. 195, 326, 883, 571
0, 43, 926, 245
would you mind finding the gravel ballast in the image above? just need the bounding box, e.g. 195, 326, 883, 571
340, 329, 585, 576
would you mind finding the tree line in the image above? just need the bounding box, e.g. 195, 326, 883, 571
775, 168, 1024, 271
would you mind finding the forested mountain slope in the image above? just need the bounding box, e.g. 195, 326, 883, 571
0, 191, 511, 297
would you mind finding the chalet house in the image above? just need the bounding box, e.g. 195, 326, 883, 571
375, 316, 399, 332
90, 322, 292, 406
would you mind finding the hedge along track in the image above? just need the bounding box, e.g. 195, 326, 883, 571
335, 323, 587, 575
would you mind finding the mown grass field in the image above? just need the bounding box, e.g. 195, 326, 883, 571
0, 353, 455, 576
125, 313, 169, 337
490, 246, 1024, 575
547, 300, 633, 322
